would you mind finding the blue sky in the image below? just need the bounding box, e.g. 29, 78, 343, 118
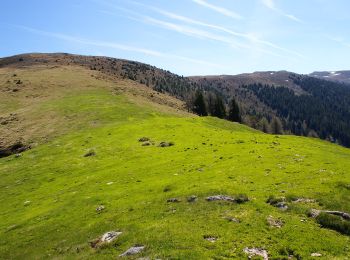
1, 0, 350, 76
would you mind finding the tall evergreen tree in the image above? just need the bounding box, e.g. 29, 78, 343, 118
212, 95, 226, 119
271, 117, 283, 134
193, 91, 208, 116
228, 98, 241, 122
259, 117, 271, 133
207, 92, 216, 116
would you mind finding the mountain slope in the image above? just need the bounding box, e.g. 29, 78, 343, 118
3, 53, 350, 147
310, 70, 350, 84
191, 72, 350, 146
0, 59, 187, 155
0, 55, 350, 259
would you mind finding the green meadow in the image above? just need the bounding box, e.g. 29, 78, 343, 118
1, 67, 350, 259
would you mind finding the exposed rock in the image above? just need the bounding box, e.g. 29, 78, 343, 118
311, 253, 322, 257
206, 195, 236, 202
206, 194, 249, 203
267, 196, 289, 210
203, 235, 217, 242
292, 198, 316, 203
309, 209, 321, 218
138, 137, 150, 142
0, 141, 30, 158
89, 231, 122, 248
96, 205, 105, 212
267, 215, 284, 228
120, 245, 145, 256
101, 231, 122, 243
158, 141, 174, 147
309, 209, 350, 220
224, 217, 240, 223
167, 198, 181, 203
243, 247, 269, 260
142, 141, 151, 146
275, 202, 288, 211
187, 195, 197, 202
324, 210, 350, 220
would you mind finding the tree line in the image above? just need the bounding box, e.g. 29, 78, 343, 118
185, 90, 242, 122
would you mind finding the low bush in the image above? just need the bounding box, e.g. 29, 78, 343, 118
316, 212, 350, 236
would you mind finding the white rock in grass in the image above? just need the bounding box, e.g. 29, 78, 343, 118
120, 245, 145, 256
101, 231, 122, 243
244, 247, 269, 260
90, 231, 122, 248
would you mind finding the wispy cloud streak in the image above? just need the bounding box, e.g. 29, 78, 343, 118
261, 0, 302, 23
146, 6, 304, 58
327, 36, 350, 48
15, 25, 223, 68
191, 0, 243, 20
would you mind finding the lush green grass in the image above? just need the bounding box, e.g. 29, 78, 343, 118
1, 79, 350, 259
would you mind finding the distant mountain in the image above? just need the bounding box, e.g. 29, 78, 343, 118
309, 70, 350, 84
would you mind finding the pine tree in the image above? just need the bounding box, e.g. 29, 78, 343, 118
228, 98, 241, 122
259, 117, 271, 133
207, 93, 216, 116
212, 95, 226, 119
271, 117, 283, 134
193, 91, 208, 116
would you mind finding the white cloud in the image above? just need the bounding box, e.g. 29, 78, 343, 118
96, 1, 304, 60
261, 0, 303, 23
15, 25, 222, 68
147, 6, 304, 58
191, 0, 243, 20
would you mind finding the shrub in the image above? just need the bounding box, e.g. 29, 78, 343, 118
235, 194, 249, 204
316, 212, 350, 236
84, 149, 96, 157
266, 195, 285, 205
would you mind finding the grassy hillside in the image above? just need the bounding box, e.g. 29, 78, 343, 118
1, 63, 350, 259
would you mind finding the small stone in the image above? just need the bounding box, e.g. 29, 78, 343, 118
167, 198, 181, 203
142, 141, 151, 146
90, 231, 122, 248
311, 253, 322, 257
204, 235, 217, 242
225, 217, 240, 223
275, 202, 288, 211
96, 205, 105, 212
101, 231, 122, 243
244, 247, 269, 260
139, 137, 150, 142
309, 209, 321, 218
120, 245, 145, 256
15, 153, 22, 158
267, 215, 284, 228
158, 142, 174, 147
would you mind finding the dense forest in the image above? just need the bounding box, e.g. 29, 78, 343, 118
246, 76, 350, 146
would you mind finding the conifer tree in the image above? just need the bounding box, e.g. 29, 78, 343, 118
271, 117, 283, 134
228, 98, 241, 122
193, 91, 208, 116
212, 95, 226, 119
